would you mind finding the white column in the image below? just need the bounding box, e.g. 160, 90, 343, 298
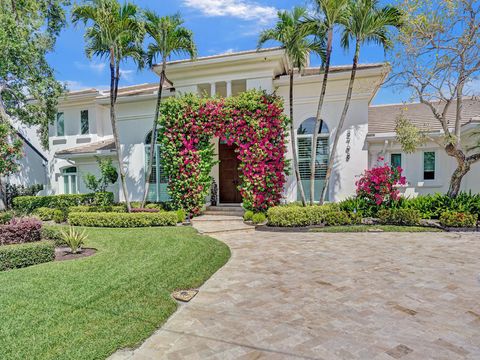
226, 80, 232, 97
210, 82, 216, 97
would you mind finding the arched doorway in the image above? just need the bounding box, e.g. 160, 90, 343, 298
296, 118, 329, 202
218, 140, 242, 203
145, 130, 169, 202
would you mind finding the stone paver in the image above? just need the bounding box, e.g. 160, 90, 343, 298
118, 230, 480, 359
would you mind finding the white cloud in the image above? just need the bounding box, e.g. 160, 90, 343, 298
63, 80, 108, 92
119, 69, 135, 82
74, 61, 106, 74
182, 0, 277, 23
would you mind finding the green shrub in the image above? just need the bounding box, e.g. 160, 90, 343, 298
378, 208, 421, 226
267, 205, 355, 227
145, 203, 163, 210
60, 227, 88, 253
252, 213, 267, 225
339, 196, 380, 217
243, 210, 254, 221
93, 192, 115, 206
41, 225, 65, 246
439, 211, 478, 228
68, 205, 126, 213
13, 193, 106, 214
53, 210, 66, 224
267, 206, 311, 227
0, 211, 13, 225
402, 192, 480, 219
176, 209, 186, 223
68, 211, 178, 227
0, 241, 55, 271
323, 211, 352, 226
33, 207, 56, 221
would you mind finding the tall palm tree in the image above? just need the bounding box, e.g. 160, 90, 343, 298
306, 0, 349, 205
319, 0, 403, 203
141, 11, 196, 208
72, 0, 144, 212
258, 7, 324, 206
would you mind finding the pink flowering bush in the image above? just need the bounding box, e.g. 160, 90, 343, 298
159, 90, 288, 216
356, 160, 407, 207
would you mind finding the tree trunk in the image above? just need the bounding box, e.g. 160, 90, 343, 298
289, 69, 306, 206
141, 61, 166, 207
310, 28, 333, 204
448, 161, 470, 197
109, 49, 131, 212
320, 41, 360, 204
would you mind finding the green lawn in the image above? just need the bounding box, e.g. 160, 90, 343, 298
311, 225, 443, 233
0, 227, 230, 360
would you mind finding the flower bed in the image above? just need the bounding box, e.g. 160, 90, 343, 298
68, 211, 178, 228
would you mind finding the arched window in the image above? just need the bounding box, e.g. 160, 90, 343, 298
145, 130, 169, 202
62, 167, 78, 194
296, 118, 329, 202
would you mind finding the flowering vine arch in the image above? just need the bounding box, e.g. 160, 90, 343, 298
158, 90, 289, 216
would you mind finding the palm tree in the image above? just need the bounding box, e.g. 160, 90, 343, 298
319, 0, 403, 203
72, 0, 144, 212
258, 7, 324, 206
306, 0, 349, 205
141, 11, 196, 208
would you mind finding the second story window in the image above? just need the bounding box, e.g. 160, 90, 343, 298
423, 151, 436, 180
80, 110, 89, 135
56, 112, 65, 136
390, 153, 402, 169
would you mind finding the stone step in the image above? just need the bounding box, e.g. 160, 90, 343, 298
203, 210, 245, 216
192, 215, 245, 222
192, 214, 254, 234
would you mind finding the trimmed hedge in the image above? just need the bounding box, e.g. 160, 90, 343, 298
13, 193, 105, 214
0, 241, 55, 271
0, 212, 13, 225
68, 211, 178, 227
439, 211, 478, 228
378, 208, 421, 226
252, 213, 266, 225
68, 205, 126, 213
0, 218, 42, 245
33, 207, 56, 221
267, 205, 357, 227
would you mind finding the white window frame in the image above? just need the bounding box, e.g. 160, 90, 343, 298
56, 112, 65, 137
62, 167, 78, 194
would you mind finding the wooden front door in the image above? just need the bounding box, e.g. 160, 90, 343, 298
219, 142, 242, 203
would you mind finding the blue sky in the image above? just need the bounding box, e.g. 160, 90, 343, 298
50, 0, 407, 104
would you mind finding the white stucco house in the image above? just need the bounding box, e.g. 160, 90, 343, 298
46, 48, 480, 205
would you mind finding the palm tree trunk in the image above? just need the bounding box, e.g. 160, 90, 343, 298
109, 49, 131, 212
141, 61, 166, 207
289, 69, 306, 206
310, 28, 333, 205
320, 40, 360, 204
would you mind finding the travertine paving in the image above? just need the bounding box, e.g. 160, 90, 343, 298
120, 230, 480, 359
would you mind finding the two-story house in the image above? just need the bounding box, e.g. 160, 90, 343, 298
51, 47, 447, 204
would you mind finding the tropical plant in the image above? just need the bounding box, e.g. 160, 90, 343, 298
320, 0, 403, 204
258, 7, 324, 206
356, 161, 407, 207
0, 123, 22, 206
60, 226, 88, 254
305, 0, 349, 204
83, 157, 118, 192
141, 11, 197, 208
72, 0, 145, 212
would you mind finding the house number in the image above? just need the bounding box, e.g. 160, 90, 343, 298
345, 130, 351, 162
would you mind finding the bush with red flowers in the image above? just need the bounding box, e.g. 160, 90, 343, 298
0, 217, 42, 245
356, 160, 407, 207
158, 90, 288, 216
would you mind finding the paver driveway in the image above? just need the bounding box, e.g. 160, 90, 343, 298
125, 231, 480, 359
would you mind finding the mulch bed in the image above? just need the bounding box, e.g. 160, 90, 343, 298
55, 247, 97, 262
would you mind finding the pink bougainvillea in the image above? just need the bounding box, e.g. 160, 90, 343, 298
158, 90, 289, 216
356, 159, 407, 207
